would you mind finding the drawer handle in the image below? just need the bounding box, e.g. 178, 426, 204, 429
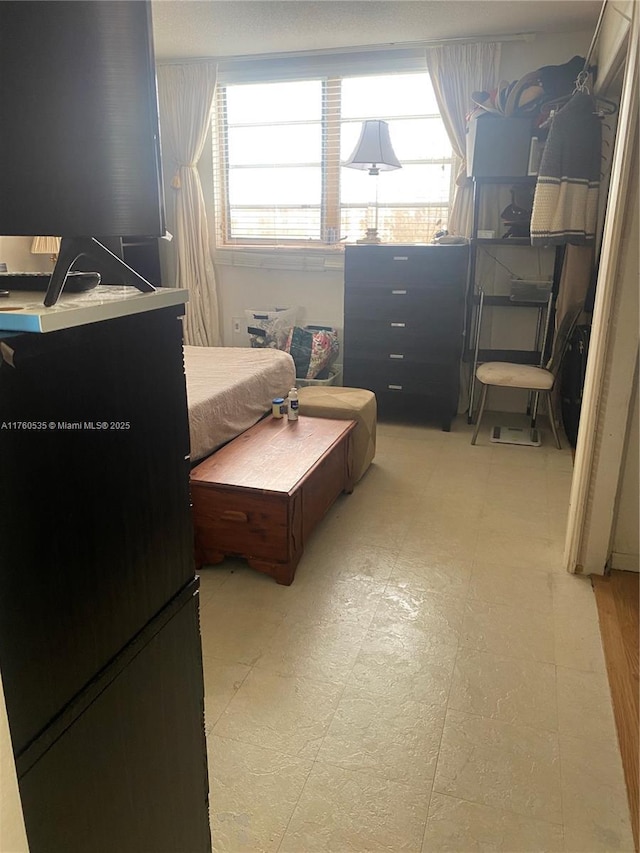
390, 322, 406, 328
389, 353, 404, 359
393, 256, 409, 261
388, 384, 403, 391
220, 510, 248, 522
391, 289, 407, 295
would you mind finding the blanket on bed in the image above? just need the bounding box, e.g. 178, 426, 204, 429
184, 346, 295, 462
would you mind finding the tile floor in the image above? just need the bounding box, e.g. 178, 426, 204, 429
199, 414, 635, 852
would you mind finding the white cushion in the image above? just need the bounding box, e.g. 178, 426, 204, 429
476, 362, 553, 390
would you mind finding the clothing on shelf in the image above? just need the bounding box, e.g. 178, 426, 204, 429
530, 91, 602, 246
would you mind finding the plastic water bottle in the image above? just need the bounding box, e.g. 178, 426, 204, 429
287, 387, 299, 421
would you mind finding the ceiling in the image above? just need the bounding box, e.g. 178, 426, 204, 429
151, 1, 602, 60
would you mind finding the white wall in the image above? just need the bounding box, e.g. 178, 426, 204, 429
0, 236, 53, 273
499, 30, 592, 81
218, 264, 345, 344
610, 356, 639, 571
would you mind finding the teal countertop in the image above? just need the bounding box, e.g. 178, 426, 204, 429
0, 285, 189, 334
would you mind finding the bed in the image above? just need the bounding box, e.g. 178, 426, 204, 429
184, 346, 296, 463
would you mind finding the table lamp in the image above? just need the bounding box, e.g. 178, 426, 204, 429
31, 236, 61, 265
343, 120, 401, 243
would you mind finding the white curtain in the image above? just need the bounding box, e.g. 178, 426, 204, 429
426, 42, 501, 237
157, 62, 221, 346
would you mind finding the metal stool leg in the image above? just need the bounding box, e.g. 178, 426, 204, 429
471, 383, 488, 445
467, 291, 484, 424
545, 391, 562, 449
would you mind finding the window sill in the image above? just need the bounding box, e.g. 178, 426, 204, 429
212, 246, 345, 272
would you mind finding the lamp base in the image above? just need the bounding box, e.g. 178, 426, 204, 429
356, 228, 381, 244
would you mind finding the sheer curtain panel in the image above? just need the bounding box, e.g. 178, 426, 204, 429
426, 42, 501, 237
157, 62, 221, 346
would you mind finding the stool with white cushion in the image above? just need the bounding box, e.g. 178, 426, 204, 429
470, 302, 583, 448
297, 386, 376, 482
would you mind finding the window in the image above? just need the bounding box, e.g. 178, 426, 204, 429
212, 64, 454, 248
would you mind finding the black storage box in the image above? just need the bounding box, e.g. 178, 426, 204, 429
466, 115, 534, 177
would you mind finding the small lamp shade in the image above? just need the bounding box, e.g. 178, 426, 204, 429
31, 236, 61, 257
343, 120, 401, 175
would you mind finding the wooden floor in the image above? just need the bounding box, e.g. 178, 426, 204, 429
592, 570, 639, 852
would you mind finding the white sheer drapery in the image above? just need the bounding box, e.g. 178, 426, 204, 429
426, 42, 501, 237
157, 62, 221, 346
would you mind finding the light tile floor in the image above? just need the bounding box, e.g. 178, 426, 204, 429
199, 414, 635, 852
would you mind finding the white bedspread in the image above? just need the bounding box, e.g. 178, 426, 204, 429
184, 346, 295, 462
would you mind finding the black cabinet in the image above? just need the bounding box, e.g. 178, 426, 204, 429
0, 302, 210, 851
343, 244, 469, 431
17, 589, 210, 853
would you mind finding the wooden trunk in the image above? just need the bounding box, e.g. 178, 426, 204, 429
190, 415, 356, 585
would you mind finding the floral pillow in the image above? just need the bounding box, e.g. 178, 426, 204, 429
285, 326, 339, 380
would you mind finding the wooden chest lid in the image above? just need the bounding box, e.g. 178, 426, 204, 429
190, 414, 355, 494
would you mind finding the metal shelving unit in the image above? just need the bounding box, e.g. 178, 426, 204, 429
465, 177, 564, 423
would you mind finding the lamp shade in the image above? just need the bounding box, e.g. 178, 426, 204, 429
343, 120, 401, 175
31, 236, 61, 255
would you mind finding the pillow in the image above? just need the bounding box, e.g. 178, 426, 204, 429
285, 326, 339, 380
245, 307, 299, 349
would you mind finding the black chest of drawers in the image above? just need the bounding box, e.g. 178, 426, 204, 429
343, 244, 469, 431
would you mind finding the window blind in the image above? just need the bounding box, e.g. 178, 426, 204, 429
212, 58, 454, 248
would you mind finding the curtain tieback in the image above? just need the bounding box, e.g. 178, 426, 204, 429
171, 163, 198, 189
455, 160, 471, 187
